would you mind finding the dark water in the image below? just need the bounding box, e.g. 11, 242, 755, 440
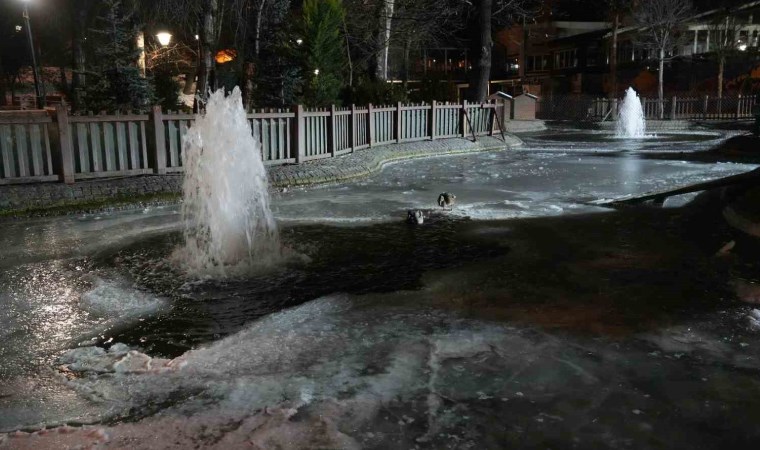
94, 216, 508, 357
90, 191, 758, 357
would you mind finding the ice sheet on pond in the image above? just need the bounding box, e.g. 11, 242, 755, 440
0, 206, 181, 270
9, 289, 760, 448
2, 132, 760, 447
0, 266, 167, 430
272, 149, 757, 223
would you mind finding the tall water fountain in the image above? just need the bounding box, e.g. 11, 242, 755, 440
174, 87, 281, 277
616, 87, 647, 138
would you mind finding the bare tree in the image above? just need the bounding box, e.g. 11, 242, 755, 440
605, 0, 629, 99
375, 1, 394, 80
632, 0, 693, 118
465, 0, 540, 102
708, 11, 742, 99
391, 0, 464, 84
343, 0, 462, 83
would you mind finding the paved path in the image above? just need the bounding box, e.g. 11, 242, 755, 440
0, 135, 522, 215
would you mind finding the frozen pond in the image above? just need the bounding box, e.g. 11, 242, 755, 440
2, 131, 760, 449
272, 130, 737, 222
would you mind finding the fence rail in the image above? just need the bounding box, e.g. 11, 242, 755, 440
0, 100, 502, 185
538, 94, 758, 121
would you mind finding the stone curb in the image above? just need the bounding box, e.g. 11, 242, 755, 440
0, 135, 522, 216
270, 136, 522, 188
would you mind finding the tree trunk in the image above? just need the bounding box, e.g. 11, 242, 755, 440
59, 66, 69, 94
196, 0, 219, 109
658, 49, 664, 119
374, 1, 394, 81
609, 12, 618, 98
242, 62, 256, 111
468, 0, 492, 102
343, 17, 353, 87
183, 71, 196, 95
402, 37, 411, 88
253, 0, 266, 59
136, 31, 146, 77
71, 5, 88, 110
718, 56, 725, 99
0, 55, 7, 106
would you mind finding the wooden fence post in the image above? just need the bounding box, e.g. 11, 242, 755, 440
488, 102, 496, 136
55, 104, 75, 184
150, 105, 167, 174
328, 104, 336, 157
368, 103, 375, 147
292, 104, 305, 163
642, 97, 648, 119
737, 94, 742, 119
350, 104, 356, 152
460, 100, 468, 137
671, 96, 677, 120
396, 101, 402, 143
430, 101, 437, 140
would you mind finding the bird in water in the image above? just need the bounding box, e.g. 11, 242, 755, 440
406, 210, 424, 225
437, 192, 456, 209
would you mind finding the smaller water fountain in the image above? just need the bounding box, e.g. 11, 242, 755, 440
616, 87, 647, 139
174, 87, 282, 277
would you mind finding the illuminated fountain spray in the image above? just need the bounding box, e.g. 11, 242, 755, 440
616, 87, 647, 138
174, 87, 281, 277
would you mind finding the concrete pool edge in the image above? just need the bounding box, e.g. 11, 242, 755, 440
0, 135, 522, 218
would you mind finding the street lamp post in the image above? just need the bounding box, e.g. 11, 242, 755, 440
22, 0, 45, 109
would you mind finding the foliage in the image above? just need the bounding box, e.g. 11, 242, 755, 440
249, 8, 301, 107
154, 71, 182, 111
343, 79, 408, 105
298, 0, 347, 106
78, 0, 154, 111
630, 70, 658, 96
0, 2, 27, 104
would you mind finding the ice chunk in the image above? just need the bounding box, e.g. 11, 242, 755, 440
79, 276, 165, 319
748, 310, 760, 331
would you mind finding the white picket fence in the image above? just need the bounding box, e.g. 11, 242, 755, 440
0, 100, 501, 185
538, 94, 758, 121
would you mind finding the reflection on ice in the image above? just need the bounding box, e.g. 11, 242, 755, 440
11, 291, 760, 448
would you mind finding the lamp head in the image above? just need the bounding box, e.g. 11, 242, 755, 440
156, 32, 172, 47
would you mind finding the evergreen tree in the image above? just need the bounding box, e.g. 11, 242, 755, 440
299, 0, 346, 107
79, 0, 154, 112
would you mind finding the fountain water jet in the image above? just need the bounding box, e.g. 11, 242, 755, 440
616, 87, 647, 138
174, 87, 281, 277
